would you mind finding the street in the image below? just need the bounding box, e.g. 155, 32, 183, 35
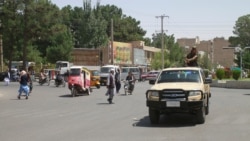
0, 81, 250, 141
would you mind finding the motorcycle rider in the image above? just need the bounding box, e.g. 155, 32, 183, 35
55, 71, 64, 85
126, 71, 135, 93
39, 68, 47, 83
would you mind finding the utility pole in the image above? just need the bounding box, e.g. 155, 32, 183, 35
110, 18, 114, 65
23, 0, 28, 70
0, 34, 2, 72
0, 1, 3, 72
156, 14, 168, 69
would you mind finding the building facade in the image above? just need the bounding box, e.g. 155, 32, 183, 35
177, 37, 235, 68
71, 41, 161, 69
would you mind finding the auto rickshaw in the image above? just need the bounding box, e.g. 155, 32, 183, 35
89, 70, 100, 89
68, 66, 91, 97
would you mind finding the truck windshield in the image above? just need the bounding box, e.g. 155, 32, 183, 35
121, 68, 129, 73
100, 67, 111, 73
56, 63, 68, 68
157, 70, 201, 83
92, 70, 99, 76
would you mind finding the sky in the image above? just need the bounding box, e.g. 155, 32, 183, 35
50, 0, 250, 41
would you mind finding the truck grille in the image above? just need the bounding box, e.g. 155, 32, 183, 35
160, 89, 187, 101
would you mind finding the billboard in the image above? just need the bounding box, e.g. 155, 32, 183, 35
113, 42, 132, 65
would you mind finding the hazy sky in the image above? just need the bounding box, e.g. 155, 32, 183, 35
51, 0, 250, 41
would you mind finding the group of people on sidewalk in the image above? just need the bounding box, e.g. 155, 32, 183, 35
105, 68, 135, 104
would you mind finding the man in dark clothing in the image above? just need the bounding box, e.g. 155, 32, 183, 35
115, 69, 121, 94
185, 46, 198, 67
18, 70, 30, 99
106, 69, 115, 104
126, 71, 135, 93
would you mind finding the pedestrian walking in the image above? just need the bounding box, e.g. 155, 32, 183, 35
115, 68, 121, 94
4, 68, 10, 86
17, 70, 30, 100
27, 67, 33, 94
106, 69, 115, 104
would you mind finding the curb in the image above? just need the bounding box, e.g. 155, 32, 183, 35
211, 80, 250, 89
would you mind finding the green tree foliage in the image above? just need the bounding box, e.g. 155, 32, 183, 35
229, 14, 250, 70
150, 33, 184, 69
143, 37, 152, 46
77, 1, 108, 48
96, 4, 146, 42
199, 53, 212, 70
46, 24, 73, 62
0, 0, 162, 68
1, 0, 24, 69
1, 0, 74, 67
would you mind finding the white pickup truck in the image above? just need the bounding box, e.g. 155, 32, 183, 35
55, 61, 73, 75
146, 67, 212, 124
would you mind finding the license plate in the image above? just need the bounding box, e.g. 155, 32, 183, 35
166, 101, 180, 107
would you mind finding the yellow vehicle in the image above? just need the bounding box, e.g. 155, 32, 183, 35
90, 70, 100, 89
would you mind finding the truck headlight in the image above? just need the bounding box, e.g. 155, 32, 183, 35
147, 91, 159, 101
188, 91, 202, 101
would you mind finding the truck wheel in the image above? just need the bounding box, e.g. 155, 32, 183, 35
149, 108, 160, 124
205, 98, 209, 115
196, 106, 206, 124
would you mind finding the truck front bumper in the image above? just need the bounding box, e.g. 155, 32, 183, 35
146, 100, 203, 113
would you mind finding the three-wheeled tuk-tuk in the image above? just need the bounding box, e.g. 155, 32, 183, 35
90, 70, 100, 89
68, 66, 91, 97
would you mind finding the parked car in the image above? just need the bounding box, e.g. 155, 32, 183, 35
146, 70, 160, 84
10, 68, 20, 81
140, 72, 148, 81
0, 72, 7, 81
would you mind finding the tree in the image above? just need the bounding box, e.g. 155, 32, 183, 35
96, 4, 146, 42
150, 33, 184, 69
46, 24, 73, 62
143, 37, 152, 46
1, 0, 24, 70
199, 53, 212, 70
78, 1, 108, 48
230, 14, 250, 70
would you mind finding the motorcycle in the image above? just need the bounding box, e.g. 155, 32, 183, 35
123, 80, 134, 95
55, 74, 66, 87
39, 75, 50, 86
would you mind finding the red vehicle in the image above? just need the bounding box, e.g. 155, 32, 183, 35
68, 66, 91, 97
146, 70, 160, 83
140, 72, 148, 81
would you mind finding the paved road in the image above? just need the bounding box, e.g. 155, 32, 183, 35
0, 81, 250, 141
